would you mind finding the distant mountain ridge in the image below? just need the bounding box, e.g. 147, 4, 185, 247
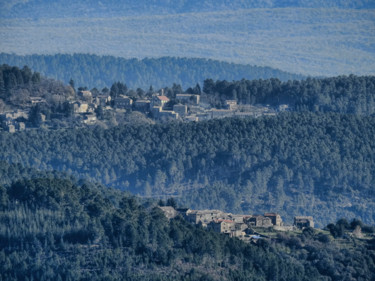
1, 0, 374, 18
0, 53, 305, 89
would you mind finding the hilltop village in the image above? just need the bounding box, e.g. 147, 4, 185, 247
0, 88, 288, 132
159, 206, 314, 242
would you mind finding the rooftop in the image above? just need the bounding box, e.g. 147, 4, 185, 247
157, 96, 170, 101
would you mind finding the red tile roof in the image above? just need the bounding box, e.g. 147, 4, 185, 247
157, 96, 170, 101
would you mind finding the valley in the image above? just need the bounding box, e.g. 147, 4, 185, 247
0, 1, 374, 279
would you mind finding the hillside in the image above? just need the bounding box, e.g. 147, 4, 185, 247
1, 113, 375, 226
202, 75, 375, 115
0, 54, 304, 90
0, 173, 374, 280
1, 5, 373, 76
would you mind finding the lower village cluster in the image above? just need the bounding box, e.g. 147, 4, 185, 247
159, 206, 314, 242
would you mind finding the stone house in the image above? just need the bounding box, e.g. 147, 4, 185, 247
17, 122, 26, 131
93, 95, 111, 107
225, 100, 237, 110
7, 124, 16, 133
83, 113, 97, 125
228, 214, 247, 223
72, 101, 89, 113
185, 115, 198, 122
278, 104, 289, 112
233, 112, 258, 118
134, 100, 151, 113
173, 104, 187, 117
186, 210, 227, 226
208, 219, 235, 234
294, 216, 314, 229
245, 215, 273, 227
151, 95, 169, 108
264, 213, 283, 226
3, 110, 28, 120
152, 106, 179, 121
208, 220, 247, 237
78, 90, 93, 103
210, 109, 234, 119
114, 95, 133, 109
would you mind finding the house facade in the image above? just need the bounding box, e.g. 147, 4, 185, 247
151, 95, 170, 108
294, 216, 314, 229
264, 213, 283, 226
245, 215, 273, 227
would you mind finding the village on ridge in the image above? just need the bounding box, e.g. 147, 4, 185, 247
159, 206, 314, 242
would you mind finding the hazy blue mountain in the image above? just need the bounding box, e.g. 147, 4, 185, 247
1, 0, 374, 18
1, 4, 373, 76
0, 53, 304, 89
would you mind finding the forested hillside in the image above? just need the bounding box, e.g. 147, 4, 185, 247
203, 75, 375, 114
1, 174, 374, 280
0, 54, 304, 90
1, 113, 375, 226
0, 64, 74, 116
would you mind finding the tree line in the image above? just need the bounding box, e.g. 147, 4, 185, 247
0, 53, 304, 90
202, 75, 375, 114
0, 64, 73, 114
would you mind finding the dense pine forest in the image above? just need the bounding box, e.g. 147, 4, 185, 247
0, 171, 374, 281
1, 113, 375, 226
1, 0, 374, 279
1, 63, 375, 279
203, 75, 375, 114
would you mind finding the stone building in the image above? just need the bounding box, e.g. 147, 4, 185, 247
225, 100, 237, 110
173, 104, 187, 117
294, 216, 314, 229
208, 219, 235, 234
134, 100, 150, 113
264, 213, 283, 226
151, 95, 169, 108
93, 94, 111, 107
72, 101, 89, 113
114, 95, 133, 109
245, 215, 273, 227
210, 109, 234, 119
78, 90, 93, 103
186, 210, 227, 226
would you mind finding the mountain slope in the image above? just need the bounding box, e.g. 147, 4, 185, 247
1, 7, 373, 76
1, 112, 375, 226
2, 0, 375, 18
0, 54, 304, 89
1, 173, 374, 280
